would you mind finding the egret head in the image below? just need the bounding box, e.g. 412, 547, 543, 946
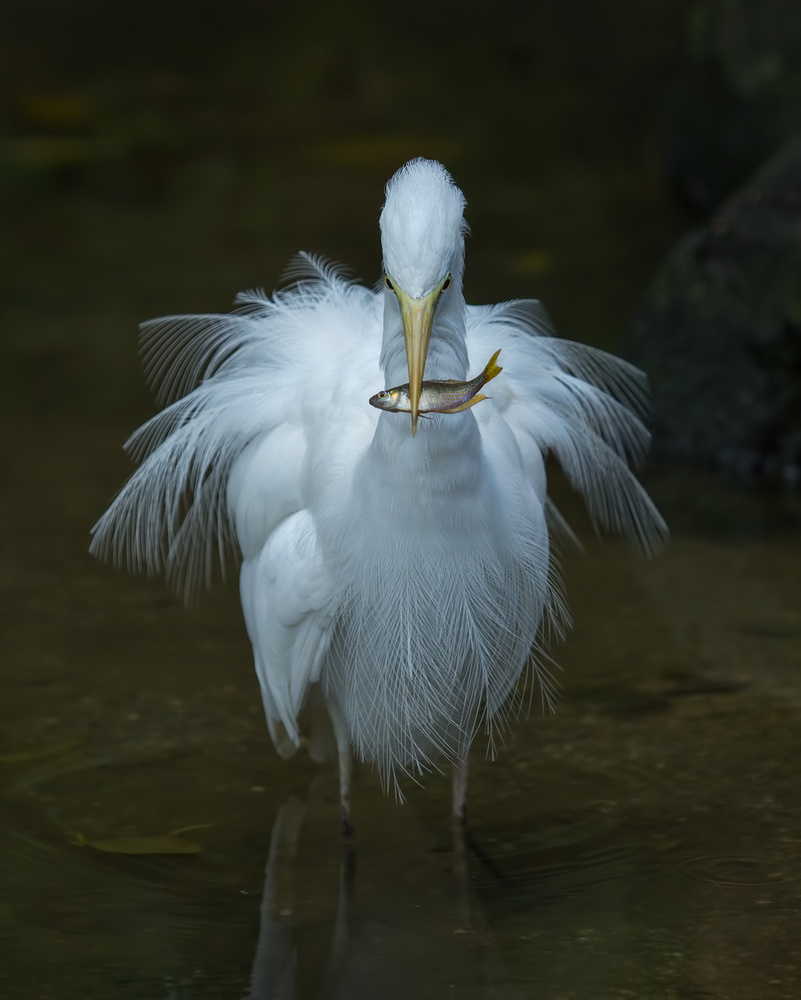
380, 158, 467, 434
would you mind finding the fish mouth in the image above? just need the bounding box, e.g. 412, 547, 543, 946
368, 390, 393, 411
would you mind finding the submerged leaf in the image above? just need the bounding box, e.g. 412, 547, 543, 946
0, 737, 83, 764
169, 823, 213, 836
72, 831, 202, 855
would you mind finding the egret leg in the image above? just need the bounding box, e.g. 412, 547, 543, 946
452, 750, 469, 827
338, 745, 354, 839
327, 701, 354, 838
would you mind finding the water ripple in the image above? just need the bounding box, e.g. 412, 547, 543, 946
676, 852, 794, 888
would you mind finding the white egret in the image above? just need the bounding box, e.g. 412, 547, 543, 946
91, 158, 666, 834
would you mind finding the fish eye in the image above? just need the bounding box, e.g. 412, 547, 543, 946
384, 275, 394, 291
378, 390, 388, 398
441, 274, 452, 291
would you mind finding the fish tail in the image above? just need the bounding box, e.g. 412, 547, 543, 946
482, 349, 503, 385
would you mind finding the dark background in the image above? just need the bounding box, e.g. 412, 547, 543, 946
1, 0, 694, 423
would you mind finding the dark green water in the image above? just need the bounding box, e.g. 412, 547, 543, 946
2, 3, 800, 998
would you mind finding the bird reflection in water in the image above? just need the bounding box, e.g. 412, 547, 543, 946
241, 788, 512, 1000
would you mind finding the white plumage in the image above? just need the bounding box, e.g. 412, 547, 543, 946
92, 159, 666, 830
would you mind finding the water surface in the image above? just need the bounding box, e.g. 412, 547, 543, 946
3, 435, 799, 998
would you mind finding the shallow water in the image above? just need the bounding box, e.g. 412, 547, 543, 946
2, 435, 799, 999
3, 2, 800, 997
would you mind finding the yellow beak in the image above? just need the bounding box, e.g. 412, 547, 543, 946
395, 286, 438, 436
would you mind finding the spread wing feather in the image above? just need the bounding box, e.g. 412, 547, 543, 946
90, 254, 378, 599
467, 300, 668, 555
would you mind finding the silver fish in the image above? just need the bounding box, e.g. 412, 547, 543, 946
369, 350, 502, 416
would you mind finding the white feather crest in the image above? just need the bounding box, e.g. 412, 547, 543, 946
380, 158, 468, 297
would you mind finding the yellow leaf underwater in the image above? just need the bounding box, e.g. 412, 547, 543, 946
72, 831, 203, 855
0, 737, 83, 764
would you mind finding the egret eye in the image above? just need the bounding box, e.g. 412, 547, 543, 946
384, 275, 394, 291
442, 274, 452, 291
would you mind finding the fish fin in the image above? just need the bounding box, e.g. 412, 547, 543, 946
482, 349, 503, 384
447, 393, 486, 413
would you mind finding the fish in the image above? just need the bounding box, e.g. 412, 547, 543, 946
369, 349, 503, 415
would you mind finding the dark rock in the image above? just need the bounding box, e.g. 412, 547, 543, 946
625, 138, 801, 485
